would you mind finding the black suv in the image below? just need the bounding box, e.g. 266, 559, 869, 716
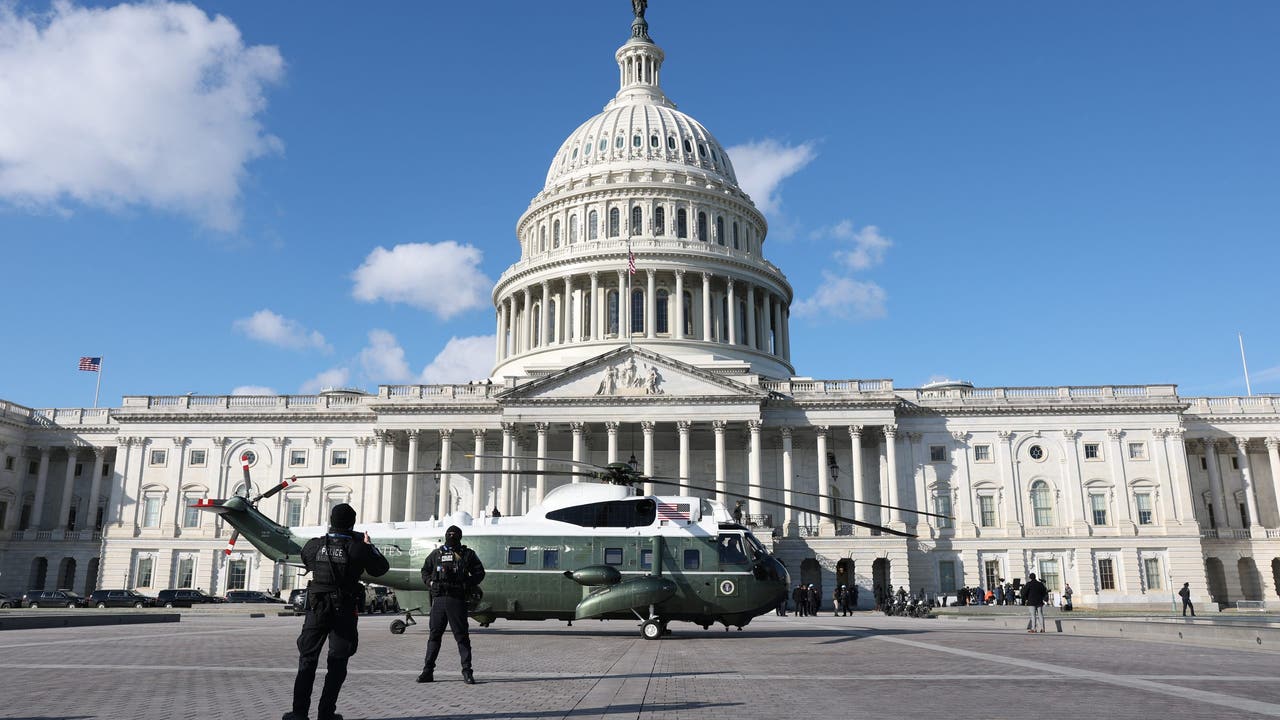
88, 589, 155, 608
225, 590, 285, 604
372, 586, 399, 613
288, 588, 307, 612
0, 592, 15, 609
21, 590, 86, 608
155, 589, 225, 608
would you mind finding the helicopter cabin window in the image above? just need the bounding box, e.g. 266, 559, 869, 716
683, 549, 700, 570
640, 549, 653, 569
507, 547, 527, 565
718, 533, 750, 566
604, 548, 623, 566
545, 498, 657, 528
542, 549, 559, 569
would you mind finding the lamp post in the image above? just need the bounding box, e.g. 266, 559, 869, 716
432, 458, 442, 518
827, 452, 840, 523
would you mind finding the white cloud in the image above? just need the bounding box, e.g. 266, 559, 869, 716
232, 309, 330, 352
420, 335, 496, 384
351, 241, 492, 320
359, 329, 413, 383
814, 220, 893, 271
792, 273, 887, 321
0, 2, 284, 230
299, 367, 351, 395
725, 139, 817, 215
230, 385, 275, 395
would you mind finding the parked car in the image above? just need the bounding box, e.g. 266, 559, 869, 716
288, 588, 307, 612
372, 585, 399, 614
0, 592, 16, 609
21, 589, 86, 608
155, 589, 225, 608
88, 589, 155, 608
225, 590, 285, 604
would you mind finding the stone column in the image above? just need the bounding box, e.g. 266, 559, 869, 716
501, 423, 516, 516
374, 431, 388, 523
1236, 438, 1262, 529
645, 270, 656, 339
539, 281, 550, 348
535, 423, 549, 505
641, 421, 655, 496
1151, 429, 1177, 525
951, 431, 974, 533
746, 285, 757, 349
1061, 430, 1087, 530
713, 420, 727, 505
589, 272, 600, 341
471, 430, 485, 518
405, 430, 419, 522
816, 426, 832, 532
58, 447, 81, 530
770, 295, 780, 355
560, 277, 571, 344
701, 273, 712, 341
781, 427, 796, 536
437, 430, 453, 518
996, 430, 1017, 530
726, 279, 737, 345
677, 420, 691, 483
30, 446, 52, 529
1203, 438, 1228, 528
313, 436, 328, 525
87, 447, 106, 532
1106, 429, 1134, 529
674, 270, 685, 340
848, 426, 865, 524
603, 421, 619, 464
616, 270, 627, 337
1165, 429, 1190, 524
109, 438, 138, 528
885, 425, 901, 525
522, 287, 533, 353
494, 304, 503, 365
1267, 438, 1280, 528
748, 420, 762, 521
780, 307, 790, 360
571, 422, 585, 484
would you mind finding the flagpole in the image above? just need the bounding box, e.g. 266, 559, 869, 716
1239, 333, 1253, 397
94, 357, 103, 408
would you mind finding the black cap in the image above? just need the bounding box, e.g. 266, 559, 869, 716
330, 503, 356, 530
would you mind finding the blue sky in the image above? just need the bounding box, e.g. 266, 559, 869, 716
2, 0, 1277, 409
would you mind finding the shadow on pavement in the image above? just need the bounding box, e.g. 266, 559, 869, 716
367, 701, 739, 719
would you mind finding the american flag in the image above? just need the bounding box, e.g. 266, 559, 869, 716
627, 243, 636, 275
78, 356, 101, 372
657, 502, 689, 521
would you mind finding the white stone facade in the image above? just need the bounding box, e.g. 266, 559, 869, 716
3, 10, 1278, 610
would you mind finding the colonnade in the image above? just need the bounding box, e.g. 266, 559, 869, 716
1, 443, 109, 533
1192, 436, 1280, 532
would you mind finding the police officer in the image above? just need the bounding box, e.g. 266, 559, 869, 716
417, 524, 485, 684
284, 503, 389, 720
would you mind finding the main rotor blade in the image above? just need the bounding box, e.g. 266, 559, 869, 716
646, 477, 915, 539
281, 468, 602, 481
644, 474, 953, 521
467, 453, 608, 471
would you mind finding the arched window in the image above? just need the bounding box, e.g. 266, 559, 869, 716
656, 289, 669, 334
589, 210, 599, 240
532, 305, 541, 346
676, 209, 688, 238
606, 290, 619, 335
582, 295, 591, 338
630, 206, 642, 236
608, 208, 620, 237
654, 206, 665, 236
697, 212, 708, 242
1031, 481, 1054, 527
631, 289, 645, 334
716, 216, 725, 245
549, 298, 558, 343
553, 219, 561, 248
732, 221, 740, 249
667, 136, 676, 151
569, 215, 578, 243
650, 134, 659, 148
683, 291, 693, 335
539, 226, 546, 252
632, 134, 642, 148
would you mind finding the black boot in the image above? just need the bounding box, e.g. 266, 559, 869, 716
462, 669, 475, 685
416, 669, 433, 683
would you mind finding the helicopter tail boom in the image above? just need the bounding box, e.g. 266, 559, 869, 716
194, 496, 304, 563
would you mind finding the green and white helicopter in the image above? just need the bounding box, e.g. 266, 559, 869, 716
198, 454, 938, 639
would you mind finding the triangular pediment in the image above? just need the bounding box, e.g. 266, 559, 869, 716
498, 347, 767, 402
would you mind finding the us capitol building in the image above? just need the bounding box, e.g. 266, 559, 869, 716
3, 7, 1279, 611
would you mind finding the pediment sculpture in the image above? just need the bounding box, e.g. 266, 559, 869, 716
595, 357, 664, 396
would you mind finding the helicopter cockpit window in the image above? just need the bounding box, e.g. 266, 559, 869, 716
718, 533, 750, 566
546, 499, 657, 528
683, 549, 700, 570
507, 547, 527, 565
744, 533, 769, 558
604, 547, 624, 565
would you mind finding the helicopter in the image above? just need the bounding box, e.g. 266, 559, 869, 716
196, 453, 946, 639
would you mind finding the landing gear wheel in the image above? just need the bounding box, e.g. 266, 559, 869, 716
641, 619, 662, 640
390, 619, 407, 635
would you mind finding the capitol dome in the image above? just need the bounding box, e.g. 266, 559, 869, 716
490, 8, 795, 381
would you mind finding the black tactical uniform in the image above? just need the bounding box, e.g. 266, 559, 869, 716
417, 525, 485, 684
285, 504, 389, 720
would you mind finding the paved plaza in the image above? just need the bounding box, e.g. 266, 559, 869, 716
4, 611, 1280, 719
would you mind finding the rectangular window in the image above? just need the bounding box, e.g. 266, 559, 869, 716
1200, 457, 1208, 470
136, 556, 154, 588
1128, 442, 1146, 460
143, 496, 162, 527
978, 495, 996, 527
640, 549, 653, 569
938, 560, 956, 593
28, 460, 38, 474
542, 549, 559, 569
507, 547, 527, 565
973, 444, 992, 462
0, 500, 7, 530
227, 559, 247, 590
683, 549, 700, 570
1038, 559, 1062, 593
1098, 558, 1116, 590
1144, 558, 1162, 590
1231, 457, 1239, 470
3, 456, 12, 470
330, 450, 349, 467
1240, 503, 1250, 528
984, 560, 1001, 591
19, 504, 31, 531
285, 498, 304, 527
1084, 443, 1101, 460
1090, 493, 1108, 526
1135, 493, 1154, 525
74, 463, 83, 477
1207, 503, 1216, 529
290, 450, 307, 467
177, 557, 195, 589
188, 449, 206, 467
604, 548, 623, 566
936, 494, 952, 529
182, 499, 201, 528
95, 505, 105, 531
929, 445, 947, 463
149, 449, 167, 466
103, 463, 111, 477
